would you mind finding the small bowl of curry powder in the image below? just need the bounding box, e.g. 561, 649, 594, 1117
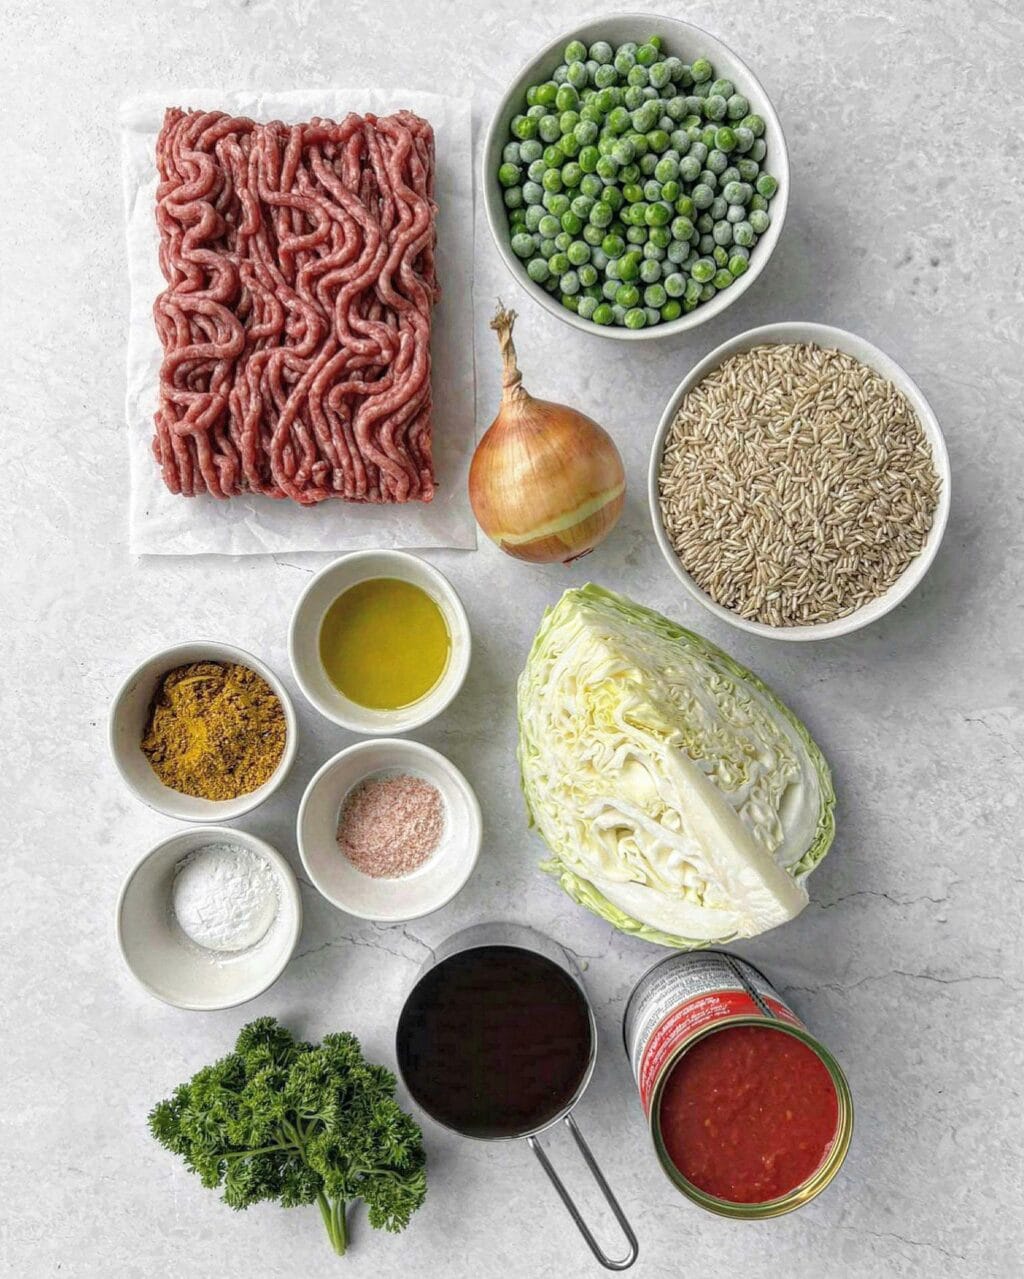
109, 642, 298, 821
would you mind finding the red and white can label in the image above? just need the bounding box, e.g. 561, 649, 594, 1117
624, 953, 804, 1115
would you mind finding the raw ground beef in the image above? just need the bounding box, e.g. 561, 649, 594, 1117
152, 108, 439, 504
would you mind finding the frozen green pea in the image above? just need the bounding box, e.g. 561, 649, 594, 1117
647, 129, 670, 152
709, 196, 726, 221
659, 179, 679, 203
650, 224, 672, 248
626, 224, 648, 244
666, 240, 689, 264
498, 161, 522, 187
642, 306, 659, 326
578, 262, 599, 286
699, 171, 718, 191
726, 94, 749, 121
560, 269, 580, 295
756, 173, 778, 199
623, 182, 644, 204
567, 60, 589, 91
709, 78, 734, 99
542, 168, 563, 194
671, 214, 695, 240
556, 84, 579, 112
537, 212, 561, 238
526, 104, 548, 121
666, 56, 686, 83
562, 162, 583, 188
741, 113, 765, 137
561, 292, 580, 312
554, 230, 573, 251
609, 304, 625, 325
527, 158, 546, 183
523, 180, 544, 206
590, 244, 609, 268
611, 137, 635, 166
595, 156, 619, 183
643, 178, 662, 202
732, 127, 753, 153
706, 149, 728, 175
624, 306, 647, 329
713, 268, 733, 289
665, 97, 688, 123
602, 232, 626, 258
618, 250, 642, 281
728, 250, 749, 277
733, 220, 754, 246
601, 186, 624, 212
727, 203, 746, 223
697, 212, 714, 233
614, 282, 640, 308
545, 192, 570, 217
679, 154, 701, 181
504, 186, 524, 208
649, 61, 671, 90
691, 57, 712, 82
715, 126, 738, 153
749, 208, 770, 233
699, 233, 715, 255
661, 299, 682, 321
526, 257, 550, 283
588, 201, 613, 228
700, 125, 718, 149
579, 145, 600, 173
579, 101, 603, 125
590, 40, 613, 63
571, 193, 595, 218
643, 241, 666, 261
646, 201, 672, 226
582, 222, 604, 245
592, 302, 615, 325
524, 204, 544, 231
548, 250, 570, 274
749, 192, 768, 212
639, 152, 658, 176
750, 138, 767, 162
511, 232, 536, 258
615, 48, 636, 75
663, 271, 686, 297
619, 162, 640, 185
577, 294, 598, 320
692, 183, 714, 209
502, 141, 522, 165
574, 119, 599, 147
644, 282, 667, 307
640, 257, 662, 284
712, 220, 733, 246
607, 105, 631, 134
593, 63, 617, 89
719, 165, 740, 187
565, 39, 588, 63
654, 155, 679, 182
537, 236, 556, 257
689, 140, 708, 165
583, 59, 598, 83
703, 95, 727, 122
722, 180, 750, 204
623, 84, 645, 110
559, 110, 580, 135
698, 282, 716, 302
712, 245, 728, 267
737, 157, 760, 182
520, 139, 543, 163
561, 213, 582, 238
543, 143, 565, 167
691, 257, 716, 284
675, 193, 696, 216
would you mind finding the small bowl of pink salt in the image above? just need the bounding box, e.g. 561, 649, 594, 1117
297, 739, 482, 922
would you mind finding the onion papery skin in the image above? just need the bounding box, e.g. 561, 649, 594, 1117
469, 399, 626, 564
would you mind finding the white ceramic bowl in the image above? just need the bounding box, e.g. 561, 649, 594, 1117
109, 642, 298, 821
116, 826, 303, 1010
297, 739, 482, 923
288, 550, 471, 734
483, 14, 789, 340
649, 321, 951, 640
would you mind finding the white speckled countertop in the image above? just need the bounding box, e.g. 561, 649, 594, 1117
2, 1, 1022, 1275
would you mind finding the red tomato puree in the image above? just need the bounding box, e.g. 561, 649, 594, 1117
658, 1025, 839, 1203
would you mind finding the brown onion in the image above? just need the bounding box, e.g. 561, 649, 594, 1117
468, 305, 626, 564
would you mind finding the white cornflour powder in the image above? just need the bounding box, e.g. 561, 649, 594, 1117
171, 842, 279, 955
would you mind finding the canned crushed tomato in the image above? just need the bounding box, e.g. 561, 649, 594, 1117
623, 951, 853, 1218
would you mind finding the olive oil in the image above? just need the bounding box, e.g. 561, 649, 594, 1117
319, 578, 450, 710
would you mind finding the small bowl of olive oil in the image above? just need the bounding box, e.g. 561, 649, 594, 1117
289, 551, 472, 734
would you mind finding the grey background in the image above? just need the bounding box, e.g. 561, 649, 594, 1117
2, 1, 1021, 1275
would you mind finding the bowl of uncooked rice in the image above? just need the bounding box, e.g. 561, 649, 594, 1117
649, 322, 950, 640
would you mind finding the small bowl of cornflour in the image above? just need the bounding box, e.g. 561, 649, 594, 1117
117, 826, 302, 1010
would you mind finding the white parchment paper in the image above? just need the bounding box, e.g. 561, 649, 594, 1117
121, 90, 477, 556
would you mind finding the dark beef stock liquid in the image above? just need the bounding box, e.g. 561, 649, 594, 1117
396, 945, 593, 1138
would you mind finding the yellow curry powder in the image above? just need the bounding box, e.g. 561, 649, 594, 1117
141, 661, 286, 800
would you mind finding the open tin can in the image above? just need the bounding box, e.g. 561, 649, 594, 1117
397, 922, 638, 1269
623, 951, 853, 1218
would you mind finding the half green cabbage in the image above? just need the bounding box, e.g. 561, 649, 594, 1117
517, 585, 835, 948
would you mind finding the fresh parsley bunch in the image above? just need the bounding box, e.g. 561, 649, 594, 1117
149, 1017, 426, 1257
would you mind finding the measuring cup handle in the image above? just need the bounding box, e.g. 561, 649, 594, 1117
527, 1113, 639, 1271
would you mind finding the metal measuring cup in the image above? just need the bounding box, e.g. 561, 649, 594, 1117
395, 921, 638, 1270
